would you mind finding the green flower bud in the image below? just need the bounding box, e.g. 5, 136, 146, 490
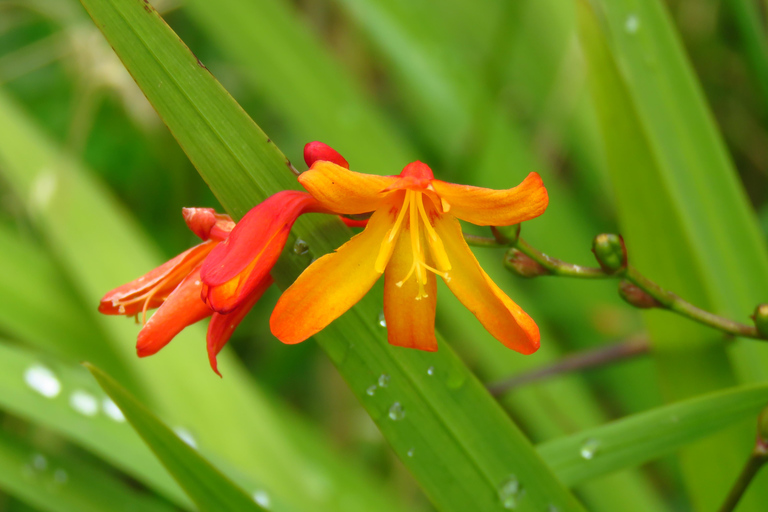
491, 224, 521, 246
753, 304, 768, 338
592, 234, 627, 274
504, 248, 549, 278
618, 280, 659, 309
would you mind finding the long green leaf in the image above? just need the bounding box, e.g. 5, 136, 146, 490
0, 427, 176, 512
87, 364, 266, 512
76, 0, 586, 510
539, 384, 768, 485
0, 340, 190, 508
578, 1, 768, 509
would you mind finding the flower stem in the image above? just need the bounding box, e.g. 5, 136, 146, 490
464, 231, 767, 340
486, 336, 649, 396
718, 440, 768, 512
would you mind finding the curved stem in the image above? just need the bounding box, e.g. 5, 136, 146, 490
718, 442, 768, 512
515, 238, 606, 279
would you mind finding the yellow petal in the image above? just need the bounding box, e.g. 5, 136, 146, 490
383, 225, 438, 351
433, 214, 540, 353
431, 172, 548, 226
299, 161, 398, 214
270, 206, 395, 343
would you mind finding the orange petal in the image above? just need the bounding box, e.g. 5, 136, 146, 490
383, 227, 437, 351
298, 161, 398, 214
431, 172, 548, 226
433, 214, 540, 353
207, 275, 273, 377
201, 191, 319, 313
270, 206, 395, 343
99, 241, 216, 316
136, 269, 212, 357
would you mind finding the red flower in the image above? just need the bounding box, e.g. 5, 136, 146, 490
99, 208, 271, 376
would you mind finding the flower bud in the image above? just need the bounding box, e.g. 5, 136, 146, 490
618, 280, 660, 309
303, 141, 349, 169
504, 248, 549, 278
752, 304, 768, 338
592, 234, 627, 274
491, 224, 520, 245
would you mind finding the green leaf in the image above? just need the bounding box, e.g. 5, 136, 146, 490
87, 363, 266, 512
75, 0, 586, 510
539, 384, 768, 485
578, 1, 768, 509
0, 340, 190, 508
0, 426, 177, 512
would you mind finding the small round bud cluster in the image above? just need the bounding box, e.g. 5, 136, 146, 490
491, 224, 520, 246
504, 249, 549, 278
592, 234, 627, 274
618, 280, 660, 309
752, 304, 768, 338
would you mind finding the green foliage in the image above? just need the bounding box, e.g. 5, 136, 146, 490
0, 0, 766, 510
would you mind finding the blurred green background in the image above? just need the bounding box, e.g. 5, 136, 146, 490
1, 0, 768, 510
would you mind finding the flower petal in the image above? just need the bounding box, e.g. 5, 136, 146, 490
303, 141, 349, 169
207, 275, 273, 377
383, 227, 437, 351
99, 241, 216, 316
270, 207, 395, 343
299, 161, 398, 214
433, 214, 540, 353
136, 269, 212, 357
431, 172, 548, 226
201, 191, 320, 313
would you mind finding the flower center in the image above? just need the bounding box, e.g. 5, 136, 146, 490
377, 190, 451, 300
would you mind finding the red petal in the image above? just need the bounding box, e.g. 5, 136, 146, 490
206, 275, 273, 377
99, 241, 216, 316
136, 268, 212, 357
182, 208, 235, 241
304, 141, 349, 169
200, 191, 321, 312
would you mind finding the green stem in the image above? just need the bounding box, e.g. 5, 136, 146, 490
465, 231, 767, 340
718, 442, 768, 512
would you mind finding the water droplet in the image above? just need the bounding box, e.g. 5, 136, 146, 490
625, 14, 639, 34
253, 490, 271, 508
32, 454, 47, 471
69, 390, 99, 417
102, 398, 125, 422
426, 366, 434, 376
377, 310, 387, 327
579, 438, 600, 460
24, 365, 61, 398
547, 505, 560, 512
53, 469, 68, 484
497, 475, 523, 509
407, 447, 415, 457
378, 374, 390, 388
293, 239, 309, 255
365, 385, 377, 396
174, 427, 197, 449
388, 402, 405, 421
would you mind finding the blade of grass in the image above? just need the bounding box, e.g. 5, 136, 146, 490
75, 0, 587, 510
86, 363, 267, 512
539, 384, 768, 485
0, 426, 177, 512
0, 339, 190, 508
578, 1, 768, 509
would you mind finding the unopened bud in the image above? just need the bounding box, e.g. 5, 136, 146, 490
504, 248, 549, 278
491, 224, 520, 245
618, 280, 660, 309
592, 234, 627, 274
752, 304, 768, 338
303, 141, 349, 169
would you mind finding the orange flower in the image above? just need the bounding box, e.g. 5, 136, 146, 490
270, 143, 549, 353
99, 207, 272, 376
